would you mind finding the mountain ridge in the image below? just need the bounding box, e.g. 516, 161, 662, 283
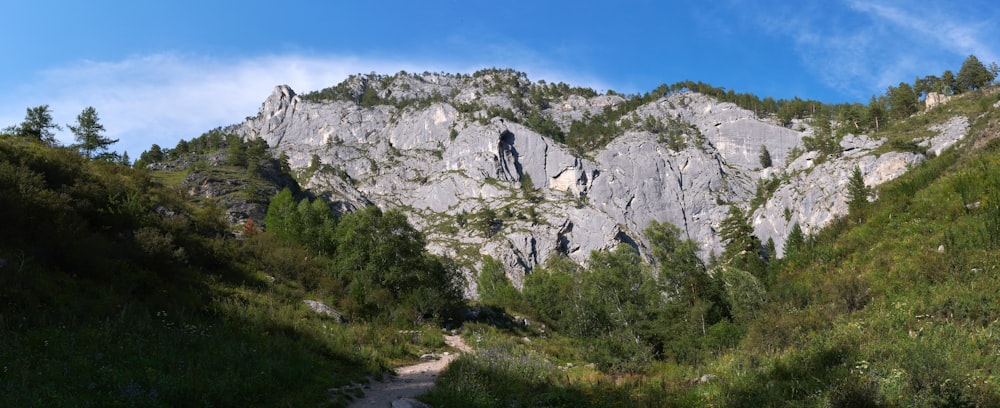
218, 69, 962, 290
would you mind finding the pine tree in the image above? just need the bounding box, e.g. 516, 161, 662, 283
847, 167, 871, 213
784, 222, 805, 257
956, 54, 995, 92
69, 107, 117, 159
887, 82, 919, 119
941, 70, 957, 94
866, 96, 886, 132
5, 105, 62, 145
719, 205, 767, 280
758, 145, 772, 168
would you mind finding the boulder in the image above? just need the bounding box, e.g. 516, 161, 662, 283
391, 398, 430, 408
302, 300, 344, 323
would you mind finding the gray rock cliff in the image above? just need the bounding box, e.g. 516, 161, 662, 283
229, 71, 965, 292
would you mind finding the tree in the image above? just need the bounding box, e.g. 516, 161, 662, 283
887, 82, 919, 119
135, 144, 165, 168
940, 70, 957, 94
524, 255, 580, 326
758, 145, 772, 168
5, 105, 62, 145
520, 172, 539, 202
784, 222, 806, 257
719, 267, 767, 323
865, 96, 887, 132
264, 188, 300, 242
836, 104, 864, 133
645, 220, 731, 359
938, 70, 958, 95
581, 245, 658, 344
332, 206, 463, 322
646, 221, 710, 306
68, 106, 117, 159
245, 138, 269, 166
846, 166, 871, 213
805, 111, 837, 154
242, 218, 259, 237
956, 54, 995, 92
477, 256, 522, 309
226, 134, 247, 166
914, 75, 939, 98
474, 207, 501, 237
719, 205, 767, 281
295, 197, 338, 254
278, 151, 291, 174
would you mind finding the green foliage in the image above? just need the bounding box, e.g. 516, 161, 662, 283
265, 194, 464, 323
524, 246, 661, 372
423, 327, 581, 407
0, 136, 465, 405
215, 134, 271, 168
645, 221, 734, 363
477, 256, 523, 310
749, 175, 782, 211
523, 255, 580, 325
4, 105, 62, 146
719, 205, 768, 280
887, 82, 919, 119
956, 54, 995, 92
474, 207, 502, 237
804, 112, 839, 154
69, 106, 117, 159
646, 222, 709, 306
758, 145, 772, 168
263, 187, 298, 241
519, 172, 540, 202
719, 267, 767, 323
584, 245, 657, 336
135, 144, 164, 168
331, 206, 464, 323
846, 166, 871, 214
783, 222, 806, 257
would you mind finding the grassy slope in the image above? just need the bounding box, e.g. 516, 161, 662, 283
0, 137, 447, 407
424, 91, 1000, 407
715, 92, 1000, 407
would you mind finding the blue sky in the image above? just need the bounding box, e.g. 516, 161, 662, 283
2, 0, 998, 157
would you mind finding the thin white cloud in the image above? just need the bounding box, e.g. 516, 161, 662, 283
847, 0, 997, 64
746, 0, 1000, 100
1, 52, 607, 157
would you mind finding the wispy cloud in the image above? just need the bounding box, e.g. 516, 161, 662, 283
1, 53, 443, 156
746, 0, 999, 100
0, 52, 606, 157
847, 0, 997, 64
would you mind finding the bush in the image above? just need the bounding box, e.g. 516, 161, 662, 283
477, 256, 523, 309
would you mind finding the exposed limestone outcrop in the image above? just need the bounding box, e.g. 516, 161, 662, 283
925, 92, 951, 110
751, 116, 967, 256
922, 116, 969, 156
229, 73, 965, 291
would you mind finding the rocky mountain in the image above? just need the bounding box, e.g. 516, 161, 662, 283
228, 70, 966, 290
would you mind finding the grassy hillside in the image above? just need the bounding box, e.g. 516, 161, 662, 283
0, 135, 460, 407
422, 90, 1000, 407
6, 84, 1000, 407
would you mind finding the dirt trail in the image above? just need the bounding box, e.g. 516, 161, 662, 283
347, 334, 471, 407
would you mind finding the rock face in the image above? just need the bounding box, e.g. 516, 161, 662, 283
926, 92, 952, 110
229, 71, 964, 292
